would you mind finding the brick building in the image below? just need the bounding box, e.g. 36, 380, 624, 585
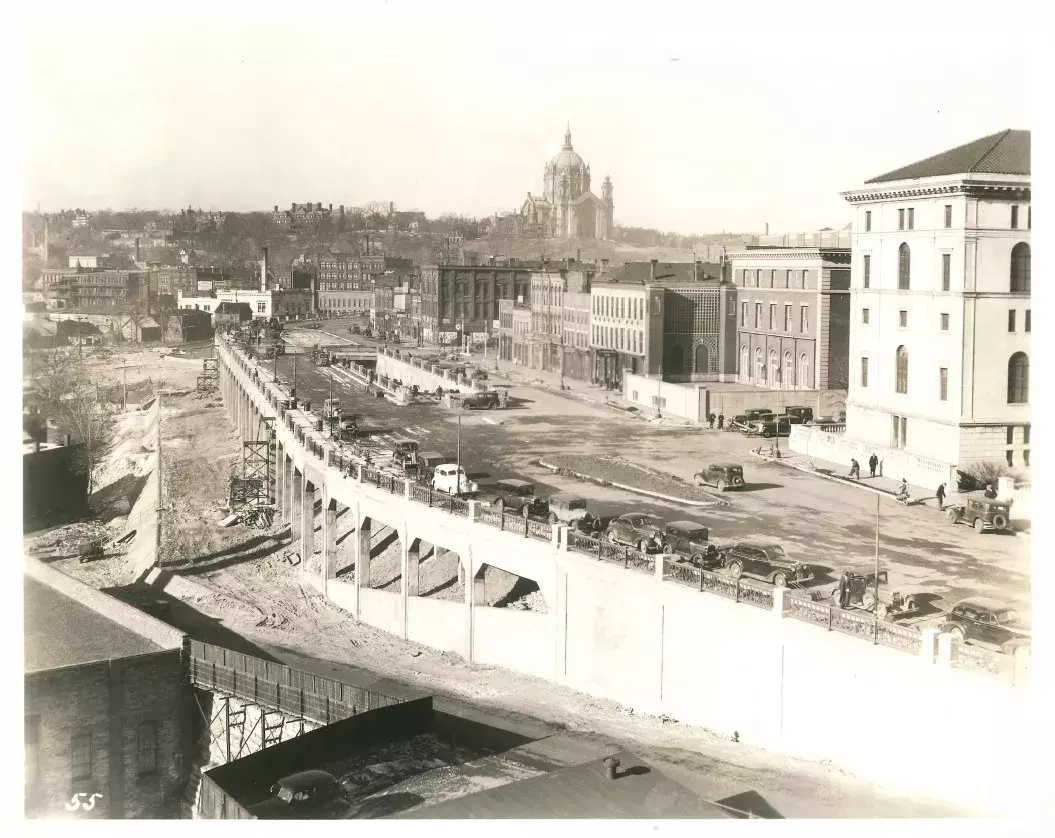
419, 262, 535, 344
727, 246, 851, 391
318, 289, 374, 317
316, 243, 384, 292
42, 268, 148, 311
24, 562, 190, 819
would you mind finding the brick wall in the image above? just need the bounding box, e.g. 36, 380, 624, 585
25, 651, 190, 820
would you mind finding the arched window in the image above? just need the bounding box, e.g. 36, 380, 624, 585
784, 350, 794, 386
755, 347, 765, 381
898, 243, 911, 290
1010, 243, 1031, 292
739, 345, 749, 378
799, 354, 809, 389
769, 349, 779, 385
895, 345, 908, 394
1008, 352, 1029, 403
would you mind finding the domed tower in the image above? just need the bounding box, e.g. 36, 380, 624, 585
547, 124, 587, 202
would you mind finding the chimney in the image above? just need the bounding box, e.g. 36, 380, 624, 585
650, 259, 658, 282
340, 205, 345, 215
576, 248, 581, 263
261, 247, 269, 293
274, 205, 278, 213
135, 238, 141, 261
766, 222, 770, 235
44, 215, 49, 266
292, 202, 296, 211
329, 203, 333, 212
389, 201, 394, 215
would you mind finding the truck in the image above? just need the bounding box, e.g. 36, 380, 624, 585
310, 345, 331, 366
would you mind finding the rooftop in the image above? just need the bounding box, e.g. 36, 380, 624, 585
600, 261, 724, 286
865, 129, 1030, 183
396, 750, 729, 819
24, 575, 162, 672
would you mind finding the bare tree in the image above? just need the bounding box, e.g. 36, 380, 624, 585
30, 348, 84, 413
61, 381, 118, 496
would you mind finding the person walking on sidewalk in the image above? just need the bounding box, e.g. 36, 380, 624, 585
708, 413, 716, 429
848, 458, 861, 480
717, 413, 725, 430
838, 571, 851, 609
936, 482, 947, 511
868, 453, 878, 478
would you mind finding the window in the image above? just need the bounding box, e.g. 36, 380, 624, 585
1007, 426, 1015, 445
898, 243, 911, 290
863, 254, 871, 289
137, 722, 158, 778
895, 346, 908, 394
1024, 425, 1031, 445
1026, 310, 1031, 332
755, 347, 764, 380
770, 270, 777, 287
1011, 206, 1019, 229
1008, 310, 1016, 332
1010, 243, 1031, 292
769, 304, 776, 330
939, 367, 948, 401
940, 313, 949, 331
800, 305, 808, 334
741, 301, 748, 327
784, 304, 792, 331
907, 208, 914, 230
71, 733, 92, 782
1007, 353, 1029, 403
898, 209, 905, 230
785, 269, 791, 288
257, 301, 266, 313
784, 350, 793, 384
899, 310, 907, 328
1007, 450, 1014, 467
860, 357, 869, 387
1028, 206, 1031, 229
862, 308, 870, 324
865, 210, 872, 232
944, 205, 952, 228
799, 353, 809, 388
754, 303, 762, 329
941, 253, 951, 291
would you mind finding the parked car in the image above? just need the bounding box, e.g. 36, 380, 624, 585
778, 413, 805, 425
461, 391, 500, 410
246, 771, 349, 820
829, 570, 919, 620
727, 414, 751, 432
605, 513, 665, 553
391, 439, 420, 470
336, 416, 358, 442
694, 463, 745, 491
743, 407, 774, 421
572, 512, 615, 535
322, 398, 342, 418
717, 543, 813, 588
758, 418, 792, 438
941, 598, 1030, 652
480, 479, 548, 517
784, 405, 814, 423
431, 464, 478, 496
415, 451, 451, 482
547, 495, 590, 525
661, 521, 718, 566
945, 497, 1011, 534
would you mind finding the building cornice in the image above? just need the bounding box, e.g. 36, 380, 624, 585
727, 248, 850, 263
842, 181, 1030, 204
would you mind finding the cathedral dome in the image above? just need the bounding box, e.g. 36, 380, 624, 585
549, 126, 585, 173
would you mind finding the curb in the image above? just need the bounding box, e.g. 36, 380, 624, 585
538, 459, 727, 507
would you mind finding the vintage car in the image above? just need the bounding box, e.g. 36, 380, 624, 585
431, 464, 478, 496
322, 398, 342, 418
758, 417, 792, 438
335, 415, 359, 442
829, 570, 918, 620
480, 479, 549, 517
777, 413, 805, 425
547, 495, 590, 525
391, 439, 420, 470
693, 463, 746, 491
605, 513, 665, 553
415, 451, 452, 482
727, 414, 751, 432
246, 771, 349, 820
718, 542, 814, 588
743, 407, 774, 421
945, 497, 1011, 534
784, 405, 814, 423
941, 598, 1031, 651
572, 512, 615, 535
661, 520, 718, 566
461, 391, 500, 410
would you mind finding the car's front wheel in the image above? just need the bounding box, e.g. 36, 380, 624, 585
727, 560, 743, 579
690, 553, 703, 567
662, 544, 673, 555
716, 479, 726, 492
973, 518, 986, 534
607, 531, 618, 544
548, 512, 558, 524
638, 540, 650, 553
771, 572, 787, 588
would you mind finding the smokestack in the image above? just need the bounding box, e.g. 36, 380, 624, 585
329, 203, 333, 212
389, 201, 394, 215
274, 205, 278, 213
44, 216, 49, 266
650, 259, 658, 282
766, 222, 769, 235
261, 247, 269, 293
340, 205, 345, 215
135, 238, 140, 261
311, 273, 317, 315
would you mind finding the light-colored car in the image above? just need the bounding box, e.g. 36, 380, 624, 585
431, 464, 478, 496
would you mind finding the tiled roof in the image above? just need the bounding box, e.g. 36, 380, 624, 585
865, 129, 1030, 183
394, 750, 730, 819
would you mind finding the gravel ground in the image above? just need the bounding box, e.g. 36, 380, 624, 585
540, 453, 725, 504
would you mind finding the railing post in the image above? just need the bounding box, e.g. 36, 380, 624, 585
404, 479, 412, 500
468, 500, 476, 521
735, 580, 741, 603
771, 586, 787, 617
919, 626, 938, 663
827, 604, 833, 632
936, 632, 953, 668
623, 547, 628, 568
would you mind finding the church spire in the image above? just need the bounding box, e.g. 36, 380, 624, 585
563, 122, 573, 150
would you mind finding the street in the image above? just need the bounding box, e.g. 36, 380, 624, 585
271, 321, 1031, 624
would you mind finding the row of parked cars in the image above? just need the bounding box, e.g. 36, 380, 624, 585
725, 406, 846, 438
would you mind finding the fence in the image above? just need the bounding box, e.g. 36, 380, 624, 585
221, 339, 1028, 681
187, 641, 408, 725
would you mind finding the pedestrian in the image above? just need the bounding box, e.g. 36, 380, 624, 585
717, 413, 725, 430
896, 478, 909, 501
984, 483, 997, 499
708, 413, 716, 429
868, 453, 878, 478
936, 482, 947, 511
848, 458, 860, 480
838, 571, 851, 609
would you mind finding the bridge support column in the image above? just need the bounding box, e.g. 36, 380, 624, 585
291, 470, 303, 557
355, 516, 372, 591
404, 539, 420, 597
284, 455, 295, 525
322, 496, 337, 593
464, 556, 482, 662
275, 445, 286, 522
301, 480, 316, 572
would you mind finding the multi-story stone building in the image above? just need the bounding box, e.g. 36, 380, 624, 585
272, 202, 343, 229
727, 246, 851, 391
316, 243, 384, 292
524, 268, 593, 378
318, 289, 373, 317
590, 261, 735, 389
41, 268, 148, 311
152, 265, 198, 297
841, 129, 1030, 473
419, 262, 534, 344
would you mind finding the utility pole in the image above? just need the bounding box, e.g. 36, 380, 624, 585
156, 388, 163, 557
122, 365, 128, 408
874, 494, 880, 640
456, 410, 462, 492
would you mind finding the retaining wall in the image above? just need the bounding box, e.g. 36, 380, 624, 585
217, 337, 1037, 816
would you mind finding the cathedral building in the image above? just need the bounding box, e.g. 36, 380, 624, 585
520, 126, 615, 240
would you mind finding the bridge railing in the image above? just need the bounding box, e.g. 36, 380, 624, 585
219, 339, 1030, 682
187, 640, 407, 725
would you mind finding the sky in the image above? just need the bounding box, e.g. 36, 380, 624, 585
20, 1, 1035, 235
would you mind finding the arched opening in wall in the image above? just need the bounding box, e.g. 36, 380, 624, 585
694, 344, 709, 374
769, 349, 779, 388
799, 353, 810, 390
331, 503, 357, 579
413, 541, 465, 600
739, 344, 749, 381
784, 350, 794, 387
755, 347, 765, 382
366, 520, 404, 593
474, 563, 548, 613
